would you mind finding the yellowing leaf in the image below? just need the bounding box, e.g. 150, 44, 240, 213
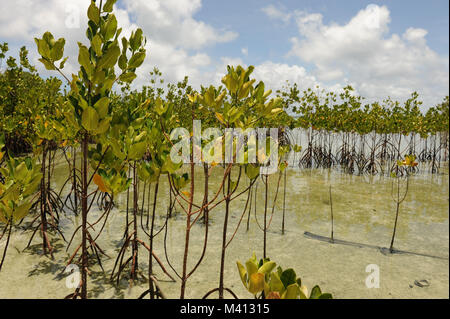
258, 261, 276, 274
283, 283, 299, 299
215, 112, 226, 125
93, 173, 108, 193
236, 261, 247, 288
181, 191, 191, 198
299, 285, 308, 299
248, 273, 265, 295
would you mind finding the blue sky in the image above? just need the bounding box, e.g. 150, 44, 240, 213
196, 0, 449, 63
0, 0, 448, 110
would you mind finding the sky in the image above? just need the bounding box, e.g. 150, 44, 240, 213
0, 0, 448, 111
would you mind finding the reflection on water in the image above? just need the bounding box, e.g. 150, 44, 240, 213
0, 153, 448, 299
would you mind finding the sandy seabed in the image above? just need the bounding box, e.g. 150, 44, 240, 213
0, 156, 448, 299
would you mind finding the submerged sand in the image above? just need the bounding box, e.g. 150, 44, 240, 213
0, 155, 448, 299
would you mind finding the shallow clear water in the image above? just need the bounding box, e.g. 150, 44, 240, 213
0, 153, 448, 299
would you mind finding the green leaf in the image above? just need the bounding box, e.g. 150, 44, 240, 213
104, 14, 118, 41
154, 98, 166, 116
119, 72, 137, 83
128, 141, 147, 160
97, 44, 120, 70
245, 164, 259, 179
94, 97, 109, 118
13, 200, 33, 223
309, 285, 322, 299
103, 0, 117, 12
59, 57, 68, 69
118, 54, 127, 70
87, 1, 100, 25
38, 58, 55, 70
318, 293, 333, 299
130, 28, 143, 51
128, 52, 146, 69
280, 268, 297, 287
269, 272, 285, 293
50, 38, 65, 61
81, 106, 99, 132
93, 69, 106, 84
110, 139, 126, 160
78, 43, 91, 71
283, 284, 299, 299
42, 31, 55, 47
35, 38, 50, 58
92, 34, 102, 56
95, 118, 111, 135
258, 261, 276, 275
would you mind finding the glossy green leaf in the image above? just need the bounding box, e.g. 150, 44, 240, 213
128, 52, 146, 69
119, 72, 137, 83
38, 58, 55, 70
92, 34, 102, 56
97, 44, 120, 70
128, 141, 147, 160
104, 15, 118, 41
309, 285, 322, 299
77, 43, 91, 71
103, 0, 117, 12
280, 268, 297, 288
94, 97, 109, 118
87, 1, 100, 25
81, 106, 99, 132
49, 38, 65, 61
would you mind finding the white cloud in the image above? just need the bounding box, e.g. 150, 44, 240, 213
0, 0, 238, 89
1, 1, 447, 110
261, 4, 292, 24
287, 4, 448, 108
252, 61, 320, 92
123, 0, 237, 50
206, 59, 325, 100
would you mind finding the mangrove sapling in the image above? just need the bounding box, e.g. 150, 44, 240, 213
254, 145, 293, 256
110, 119, 154, 284
0, 153, 42, 272
60, 145, 82, 213
201, 164, 257, 299
246, 180, 254, 231
35, 0, 148, 298
388, 155, 417, 253
158, 88, 224, 299
198, 65, 285, 299
280, 144, 300, 235
329, 185, 334, 243
25, 138, 66, 257
281, 168, 286, 235
237, 253, 333, 299
134, 97, 184, 298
